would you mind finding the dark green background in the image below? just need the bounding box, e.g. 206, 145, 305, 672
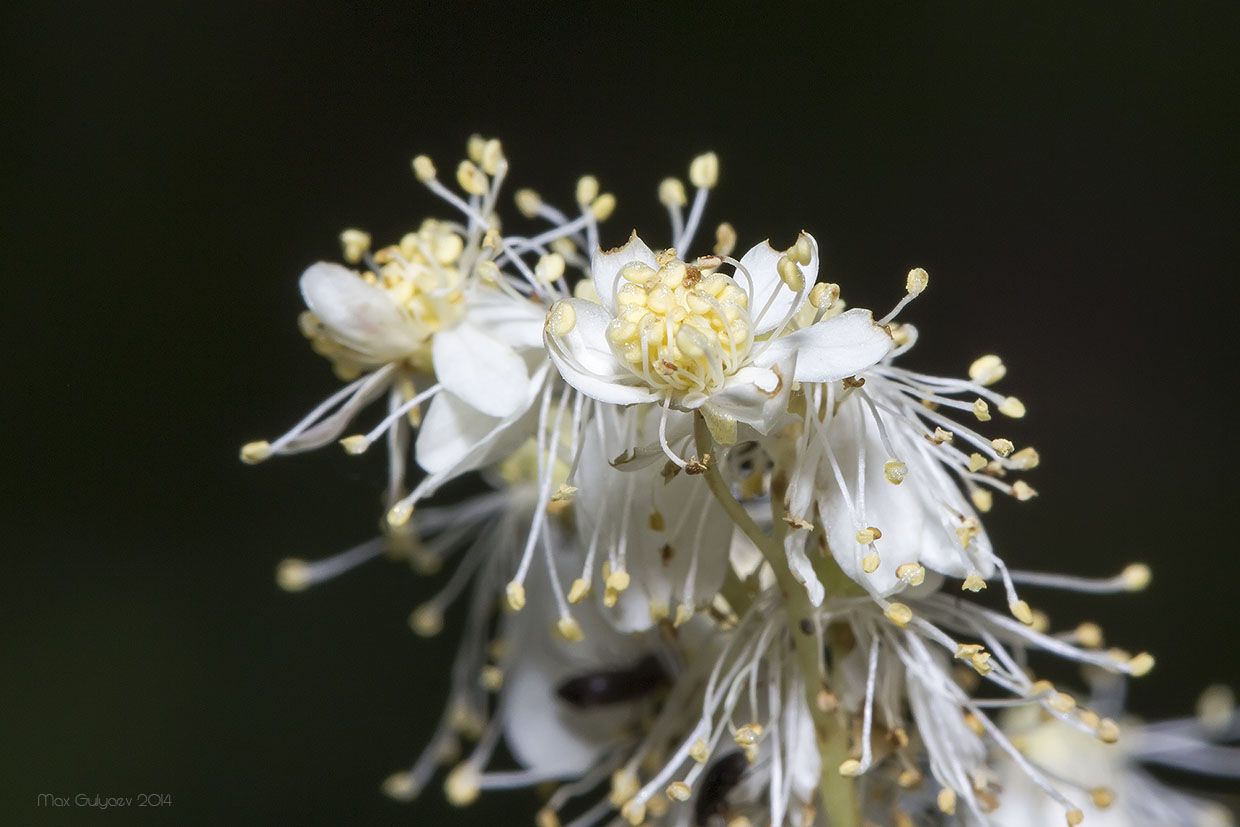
6, 2, 1238, 824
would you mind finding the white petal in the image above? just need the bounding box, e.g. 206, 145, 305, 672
757, 308, 892, 383
432, 321, 529, 418
590, 232, 658, 316
706, 360, 794, 435
545, 299, 659, 406
299, 263, 421, 362
463, 286, 545, 351
738, 233, 819, 335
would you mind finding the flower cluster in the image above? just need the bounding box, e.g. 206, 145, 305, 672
243, 137, 1239, 826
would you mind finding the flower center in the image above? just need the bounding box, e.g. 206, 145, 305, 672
605, 250, 753, 395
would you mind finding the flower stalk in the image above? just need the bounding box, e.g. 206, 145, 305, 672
693, 412, 860, 827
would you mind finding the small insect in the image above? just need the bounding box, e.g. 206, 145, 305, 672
555, 654, 669, 708
695, 750, 750, 826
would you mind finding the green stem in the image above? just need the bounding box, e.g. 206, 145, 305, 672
692, 414, 859, 827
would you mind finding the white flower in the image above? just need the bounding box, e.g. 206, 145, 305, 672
544, 231, 893, 456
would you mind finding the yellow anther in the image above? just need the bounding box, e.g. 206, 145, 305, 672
1076, 622, 1104, 648
809, 282, 840, 309
387, 501, 414, 528
456, 160, 489, 196
591, 193, 617, 221
937, 788, 957, 815
674, 603, 694, 627
973, 398, 992, 421
689, 152, 719, 188
896, 563, 926, 586
1010, 446, 1040, 469
536, 807, 562, 827
480, 138, 504, 175
411, 155, 436, 182
410, 604, 444, 637
666, 781, 691, 802
481, 665, 504, 692
275, 559, 311, 592
339, 229, 371, 264
905, 267, 929, 295
898, 768, 922, 789
1097, 717, 1121, 743
933, 426, 955, 443
648, 599, 669, 622
690, 739, 710, 763
776, 255, 804, 291
515, 188, 542, 218
838, 758, 862, 777
240, 440, 272, 464
606, 568, 631, 592
1066, 808, 1084, 826
885, 602, 913, 627
791, 233, 814, 266
967, 452, 987, 472
1010, 599, 1034, 625
969, 354, 1007, 385
476, 260, 501, 284
970, 651, 992, 675
505, 581, 526, 612
955, 517, 981, 549
576, 175, 599, 206
603, 587, 619, 608
1090, 788, 1115, 809
999, 396, 1026, 418
1197, 685, 1236, 731
339, 434, 368, 455
548, 301, 577, 336
556, 616, 585, 642
714, 222, 736, 256
1122, 563, 1151, 591
862, 552, 881, 574
1128, 652, 1155, 677
382, 771, 419, 801
971, 488, 994, 512
567, 578, 591, 604
659, 177, 687, 207
733, 725, 760, 746
466, 134, 485, 163
991, 438, 1015, 458
955, 643, 984, 659
964, 713, 985, 736
444, 763, 480, 806
1031, 609, 1051, 633
962, 573, 987, 592
536, 252, 566, 283
855, 527, 879, 545
1049, 691, 1077, 713
884, 459, 908, 484
610, 769, 640, 806
620, 798, 645, 826
1011, 480, 1037, 500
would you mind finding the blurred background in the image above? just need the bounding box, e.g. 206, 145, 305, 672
5, 1, 1237, 823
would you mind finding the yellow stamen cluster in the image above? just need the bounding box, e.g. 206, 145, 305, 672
607, 252, 752, 394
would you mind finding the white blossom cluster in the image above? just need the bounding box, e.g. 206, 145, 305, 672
243, 137, 1238, 827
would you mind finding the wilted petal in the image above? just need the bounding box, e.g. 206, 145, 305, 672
299, 262, 421, 362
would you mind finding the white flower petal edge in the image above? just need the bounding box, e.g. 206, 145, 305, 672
299, 262, 423, 363
738, 235, 819, 335
432, 320, 530, 418
757, 308, 893, 383
545, 298, 660, 406
589, 232, 658, 316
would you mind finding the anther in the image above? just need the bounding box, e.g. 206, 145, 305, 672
620, 798, 645, 825
1096, 718, 1121, 743
999, 396, 1026, 418
339, 229, 371, 264
884, 460, 908, 484
905, 267, 929, 295
456, 161, 489, 196
536, 253, 566, 283
777, 255, 804, 291
896, 563, 926, 586
689, 152, 719, 189
537, 808, 561, 827
1066, 808, 1084, 826
862, 552, 881, 574
382, 771, 419, 801
690, 739, 710, 763
410, 604, 444, 637
937, 788, 957, 815
1128, 652, 1155, 677
505, 581, 526, 611
885, 602, 913, 627
962, 573, 987, 592
809, 282, 840, 309
856, 526, 882, 544
515, 188, 542, 218
606, 568, 631, 592
1010, 599, 1034, 625
548, 301, 577, 336
972, 489, 994, 512
1090, 788, 1115, 809
1010, 446, 1040, 469
466, 134, 485, 163
674, 603, 694, 627
481, 665, 504, 691
567, 578, 590, 604
1121, 563, 1151, 591
659, 178, 687, 207
591, 193, 617, 220
838, 759, 862, 777
444, 763, 480, 806
411, 155, 436, 182
240, 440, 272, 464
556, 616, 585, 642
576, 175, 599, 206
339, 434, 368, 455
667, 781, 691, 802
967, 453, 988, 472
973, 398, 992, 421
276, 559, 311, 592
480, 138, 504, 175
969, 354, 1007, 386
714, 222, 736, 256
387, 501, 414, 528
1011, 480, 1037, 500
991, 438, 1015, 457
